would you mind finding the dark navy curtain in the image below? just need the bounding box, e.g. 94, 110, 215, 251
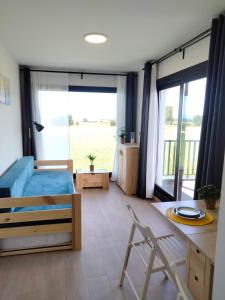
194, 15, 225, 198
137, 62, 152, 198
20, 66, 36, 157
125, 72, 137, 142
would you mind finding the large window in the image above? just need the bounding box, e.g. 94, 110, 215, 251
156, 62, 207, 201
68, 91, 117, 171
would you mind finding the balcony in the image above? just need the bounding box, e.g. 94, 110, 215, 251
161, 140, 200, 200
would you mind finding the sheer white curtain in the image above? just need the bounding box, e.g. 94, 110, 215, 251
111, 75, 126, 181
146, 64, 158, 198
31, 72, 69, 160
156, 89, 166, 187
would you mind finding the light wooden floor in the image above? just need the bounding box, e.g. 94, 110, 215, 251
0, 183, 187, 300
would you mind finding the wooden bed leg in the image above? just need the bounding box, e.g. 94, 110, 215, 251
72, 194, 81, 250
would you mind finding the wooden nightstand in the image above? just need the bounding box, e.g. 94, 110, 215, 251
76, 169, 109, 190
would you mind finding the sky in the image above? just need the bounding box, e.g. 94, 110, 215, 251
68, 92, 117, 121
163, 77, 206, 120
38, 91, 117, 124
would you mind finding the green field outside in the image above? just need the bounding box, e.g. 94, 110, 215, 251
69, 122, 116, 171
69, 122, 201, 174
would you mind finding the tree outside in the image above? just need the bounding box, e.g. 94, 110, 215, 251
68, 114, 74, 126
193, 115, 202, 126
166, 106, 173, 125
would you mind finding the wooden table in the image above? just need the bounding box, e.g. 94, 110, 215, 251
76, 169, 109, 190
152, 200, 217, 300
152, 200, 217, 235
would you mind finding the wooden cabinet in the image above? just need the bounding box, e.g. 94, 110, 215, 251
187, 242, 214, 300
117, 144, 139, 195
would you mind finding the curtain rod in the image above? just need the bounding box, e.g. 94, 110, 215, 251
22, 68, 127, 77
152, 28, 211, 65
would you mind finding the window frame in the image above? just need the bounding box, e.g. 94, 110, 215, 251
69, 85, 117, 93
68, 86, 117, 174
157, 61, 208, 90
154, 61, 208, 201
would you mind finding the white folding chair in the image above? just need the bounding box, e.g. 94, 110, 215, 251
119, 204, 186, 300
170, 263, 194, 300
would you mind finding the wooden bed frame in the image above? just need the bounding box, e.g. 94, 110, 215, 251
0, 160, 81, 256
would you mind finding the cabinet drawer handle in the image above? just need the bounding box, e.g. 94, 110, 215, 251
194, 275, 198, 281
196, 249, 200, 254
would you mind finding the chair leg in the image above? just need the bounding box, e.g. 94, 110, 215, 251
119, 223, 136, 287
177, 293, 183, 300
140, 249, 155, 300
163, 270, 168, 279
155, 243, 177, 285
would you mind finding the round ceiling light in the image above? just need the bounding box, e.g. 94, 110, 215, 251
84, 33, 108, 44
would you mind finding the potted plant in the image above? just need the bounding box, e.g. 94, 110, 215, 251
87, 153, 96, 172
197, 184, 220, 210
119, 128, 126, 144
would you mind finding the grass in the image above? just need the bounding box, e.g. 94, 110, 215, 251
69, 122, 201, 175
69, 122, 116, 171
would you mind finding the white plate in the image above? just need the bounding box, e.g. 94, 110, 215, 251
172, 207, 206, 220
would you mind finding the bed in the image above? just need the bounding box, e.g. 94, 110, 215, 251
0, 158, 81, 256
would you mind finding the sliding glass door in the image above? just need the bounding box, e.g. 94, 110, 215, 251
178, 78, 206, 200
156, 78, 206, 200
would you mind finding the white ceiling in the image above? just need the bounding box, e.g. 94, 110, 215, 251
0, 0, 224, 72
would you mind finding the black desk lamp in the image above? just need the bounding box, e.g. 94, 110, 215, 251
34, 122, 44, 132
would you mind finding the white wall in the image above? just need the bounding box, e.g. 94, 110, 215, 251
0, 42, 22, 175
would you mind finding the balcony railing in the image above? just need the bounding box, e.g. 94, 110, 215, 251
163, 140, 200, 177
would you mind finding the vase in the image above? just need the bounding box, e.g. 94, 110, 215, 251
204, 198, 216, 210
130, 132, 135, 144
90, 165, 94, 172
121, 137, 125, 144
